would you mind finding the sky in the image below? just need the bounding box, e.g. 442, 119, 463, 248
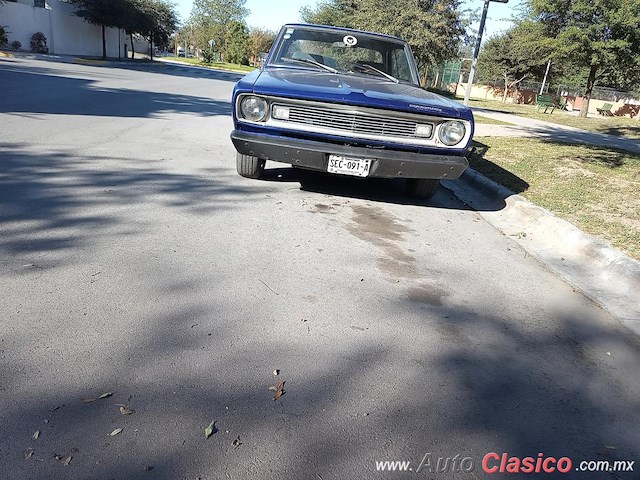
173, 0, 523, 39
173, 0, 312, 28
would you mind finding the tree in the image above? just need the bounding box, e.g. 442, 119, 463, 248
136, 0, 178, 58
248, 27, 276, 65
175, 21, 199, 57
530, 0, 640, 117
120, 0, 147, 59
69, 0, 176, 60
362, 0, 466, 71
190, 0, 247, 24
102, 0, 178, 60
189, 0, 248, 61
300, 0, 358, 27
69, 0, 130, 59
477, 21, 551, 102
225, 20, 249, 64
301, 0, 466, 73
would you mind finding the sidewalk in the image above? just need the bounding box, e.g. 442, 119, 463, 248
454, 107, 640, 336
473, 108, 640, 154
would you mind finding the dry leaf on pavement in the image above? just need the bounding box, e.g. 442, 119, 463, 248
109, 428, 123, 436
204, 421, 217, 439
24, 448, 34, 460
273, 380, 285, 401
32, 431, 40, 440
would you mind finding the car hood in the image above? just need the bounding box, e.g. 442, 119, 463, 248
251, 67, 467, 118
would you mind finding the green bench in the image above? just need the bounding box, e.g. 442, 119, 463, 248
597, 103, 614, 116
556, 97, 568, 111
536, 94, 556, 113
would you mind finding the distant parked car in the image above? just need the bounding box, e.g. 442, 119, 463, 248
230, 24, 474, 199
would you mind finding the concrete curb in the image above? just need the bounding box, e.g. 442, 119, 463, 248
442, 168, 640, 335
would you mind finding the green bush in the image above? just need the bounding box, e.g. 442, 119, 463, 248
30, 32, 48, 54
10, 40, 21, 50
201, 49, 216, 63
0, 26, 9, 48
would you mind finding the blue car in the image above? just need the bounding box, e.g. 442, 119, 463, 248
230, 24, 474, 199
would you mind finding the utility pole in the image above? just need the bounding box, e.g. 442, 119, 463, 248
539, 59, 551, 95
463, 0, 509, 106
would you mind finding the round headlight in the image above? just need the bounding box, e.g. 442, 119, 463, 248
240, 96, 268, 122
438, 121, 466, 146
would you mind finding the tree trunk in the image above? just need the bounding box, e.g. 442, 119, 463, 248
580, 63, 598, 118
149, 34, 153, 60
130, 33, 135, 60
101, 24, 106, 59
502, 74, 509, 103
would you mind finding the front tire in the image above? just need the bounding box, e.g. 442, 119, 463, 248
236, 153, 265, 179
406, 178, 440, 199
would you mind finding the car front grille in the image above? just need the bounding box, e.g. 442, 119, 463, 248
272, 102, 431, 141
288, 105, 424, 137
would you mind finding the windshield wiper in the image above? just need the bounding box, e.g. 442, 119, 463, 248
281, 57, 338, 74
353, 63, 399, 83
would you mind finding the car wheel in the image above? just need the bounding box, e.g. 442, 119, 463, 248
236, 153, 265, 179
406, 178, 439, 199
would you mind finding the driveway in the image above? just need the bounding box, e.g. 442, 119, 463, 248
1, 55, 639, 479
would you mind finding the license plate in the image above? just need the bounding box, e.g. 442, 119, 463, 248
327, 155, 371, 177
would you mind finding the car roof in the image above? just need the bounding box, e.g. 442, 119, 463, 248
280, 24, 407, 44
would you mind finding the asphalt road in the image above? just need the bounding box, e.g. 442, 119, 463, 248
1, 55, 639, 480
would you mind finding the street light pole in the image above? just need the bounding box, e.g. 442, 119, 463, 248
463, 0, 508, 106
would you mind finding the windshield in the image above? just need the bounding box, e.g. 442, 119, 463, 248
268, 26, 420, 85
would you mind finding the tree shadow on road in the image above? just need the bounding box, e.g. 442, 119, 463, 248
0, 66, 231, 118
1, 287, 639, 479
73, 57, 246, 83
0, 144, 266, 261
1, 142, 638, 480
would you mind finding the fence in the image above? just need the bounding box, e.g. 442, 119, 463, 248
556, 85, 638, 103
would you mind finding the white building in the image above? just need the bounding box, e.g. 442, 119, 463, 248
1, 0, 147, 58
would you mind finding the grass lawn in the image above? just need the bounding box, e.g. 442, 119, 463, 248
467, 98, 640, 140
162, 56, 255, 72
469, 137, 640, 260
